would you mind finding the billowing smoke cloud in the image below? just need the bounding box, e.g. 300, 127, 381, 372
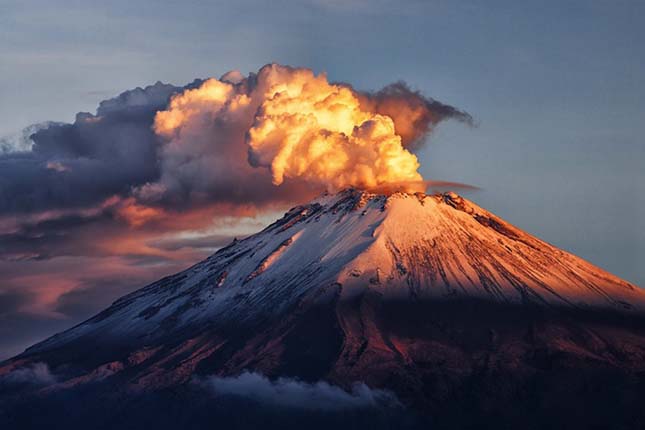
245, 69, 423, 191
0, 63, 468, 218
153, 64, 470, 194
197, 372, 400, 411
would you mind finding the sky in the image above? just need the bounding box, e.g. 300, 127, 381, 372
1, 0, 644, 360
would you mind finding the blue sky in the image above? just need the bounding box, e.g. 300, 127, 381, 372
0, 0, 644, 357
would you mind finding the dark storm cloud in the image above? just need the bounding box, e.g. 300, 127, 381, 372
0, 81, 180, 215
0, 204, 213, 263
198, 372, 400, 411
0, 213, 107, 261
0, 208, 167, 263
357, 81, 474, 149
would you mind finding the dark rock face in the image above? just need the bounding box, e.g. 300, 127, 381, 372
3, 296, 645, 429
330, 296, 645, 428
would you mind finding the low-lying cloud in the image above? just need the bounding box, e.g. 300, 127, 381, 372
0, 362, 57, 386
197, 372, 400, 411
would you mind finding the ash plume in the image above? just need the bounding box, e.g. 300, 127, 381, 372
0, 63, 470, 219
357, 81, 473, 150
153, 64, 471, 196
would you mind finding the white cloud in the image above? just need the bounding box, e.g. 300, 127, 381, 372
198, 371, 400, 411
1, 362, 57, 385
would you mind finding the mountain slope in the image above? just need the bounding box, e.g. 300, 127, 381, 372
27, 190, 645, 352
3, 189, 645, 429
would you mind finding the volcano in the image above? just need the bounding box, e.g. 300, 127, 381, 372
2, 189, 645, 429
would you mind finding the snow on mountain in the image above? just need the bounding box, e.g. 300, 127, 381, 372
4, 189, 645, 429
25, 189, 645, 355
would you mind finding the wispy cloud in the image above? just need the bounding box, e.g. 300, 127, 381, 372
1, 362, 56, 386
197, 372, 400, 411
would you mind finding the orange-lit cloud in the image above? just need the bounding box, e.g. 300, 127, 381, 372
153, 65, 465, 193
113, 198, 166, 227
247, 68, 422, 191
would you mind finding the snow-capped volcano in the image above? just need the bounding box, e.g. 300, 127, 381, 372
28, 189, 645, 354
3, 190, 645, 429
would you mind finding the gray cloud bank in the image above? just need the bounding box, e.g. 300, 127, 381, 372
197, 371, 401, 411
0, 81, 181, 215
0, 362, 56, 386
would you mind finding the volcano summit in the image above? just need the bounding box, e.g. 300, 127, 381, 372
2, 189, 645, 429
